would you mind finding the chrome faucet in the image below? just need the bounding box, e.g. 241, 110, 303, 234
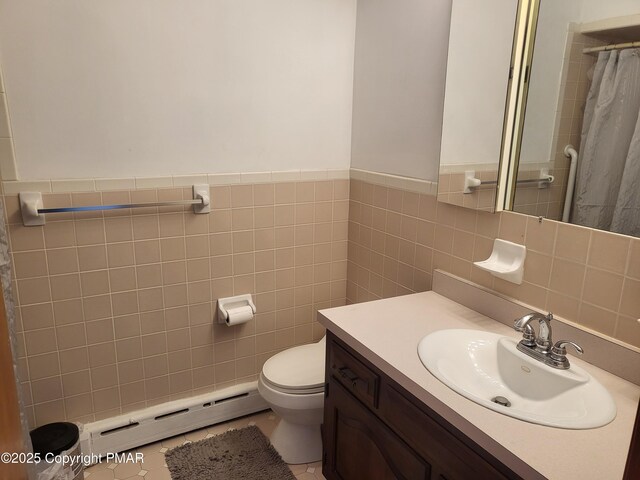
514, 311, 553, 352
513, 312, 583, 369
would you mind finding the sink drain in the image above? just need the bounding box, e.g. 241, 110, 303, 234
491, 396, 511, 407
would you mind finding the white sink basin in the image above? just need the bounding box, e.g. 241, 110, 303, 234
417, 329, 616, 429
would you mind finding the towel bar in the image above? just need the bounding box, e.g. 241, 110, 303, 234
19, 184, 210, 226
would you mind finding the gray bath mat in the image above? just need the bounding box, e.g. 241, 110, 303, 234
164, 425, 296, 480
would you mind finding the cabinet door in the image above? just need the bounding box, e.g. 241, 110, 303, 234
378, 384, 514, 480
324, 380, 430, 480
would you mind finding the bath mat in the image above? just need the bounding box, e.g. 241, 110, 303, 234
164, 425, 296, 480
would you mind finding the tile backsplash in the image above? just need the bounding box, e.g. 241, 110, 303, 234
347, 176, 640, 349
6, 179, 349, 427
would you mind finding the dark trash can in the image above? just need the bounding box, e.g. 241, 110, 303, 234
30, 422, 83, 480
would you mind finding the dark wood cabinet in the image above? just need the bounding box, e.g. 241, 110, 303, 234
329, 380, 429, 480
322, 333, 521, 480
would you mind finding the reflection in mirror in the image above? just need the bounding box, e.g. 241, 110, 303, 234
514, 0, 640, 238
437, 0, 519, 212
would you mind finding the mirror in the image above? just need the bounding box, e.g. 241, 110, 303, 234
437, 0, 521, 212
512, 0, 640, 238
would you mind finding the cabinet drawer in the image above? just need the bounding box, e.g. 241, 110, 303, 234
329, 340, 379, 410
378, 383, 512, 480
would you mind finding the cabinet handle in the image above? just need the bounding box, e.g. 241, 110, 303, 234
338, 367, 359, 383
337, 367, 369, 391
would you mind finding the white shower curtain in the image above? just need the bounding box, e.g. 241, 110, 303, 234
571, 48, 640, 236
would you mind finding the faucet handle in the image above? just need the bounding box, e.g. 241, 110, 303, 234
548, 340, 584, 369
551, 340, 584, 356
513, 319, 536, 347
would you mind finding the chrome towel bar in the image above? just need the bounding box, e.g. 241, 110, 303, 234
37, 198, 205, 214
473, 177, 553, 187
463, 169, 554, 194
19, 184, 210, 226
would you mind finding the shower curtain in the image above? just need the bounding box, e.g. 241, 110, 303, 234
571, 48, 640, 236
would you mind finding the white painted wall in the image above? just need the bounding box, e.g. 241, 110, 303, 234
350, 0, 452, 182
0, 0, 356, 180
439, 0, 518, 167
579, 0, 640, 23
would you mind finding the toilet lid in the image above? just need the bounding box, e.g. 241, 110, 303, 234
262, 340, 325, 391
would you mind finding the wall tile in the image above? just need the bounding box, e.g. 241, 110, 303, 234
588, 230, 630, 274
346, 178, 638, 352
81, 271, 110, 297
109, 267, 137, 292
21, 303, 54, 331
47, 248, 79, 275
554, 222, 590, 263
105, 217, 134, 243
58, 347, 89, 374
62, 370, 91, 397
627, 240, 640, 279
10, 225, 45, 251
75, 219, 105, 246
82, 295, 112, 321
136, 240, 162, 264
582, 268, 623, 312
579, 303, 616, 336
24, 328, 57, 355
619, 278, 640, 318
28, 352, 60, 380
17, 277, 51, 305
50, 274, 81, 301
77, 246, 108, 271
13, 251, 48, 278
53, 300, 84, 326
107, 242, 135, 268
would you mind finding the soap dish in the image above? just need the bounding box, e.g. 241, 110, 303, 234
474, 239, 526, 285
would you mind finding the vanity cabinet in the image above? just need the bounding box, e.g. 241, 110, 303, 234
322, 333, 521, 480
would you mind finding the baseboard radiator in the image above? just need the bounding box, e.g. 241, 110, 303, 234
80, 381, 268, 458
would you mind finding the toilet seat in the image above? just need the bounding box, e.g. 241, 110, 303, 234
260, 374, 324, 395
261, 339, 325, 395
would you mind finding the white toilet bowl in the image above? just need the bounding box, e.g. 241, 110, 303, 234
257, 336, 326, 464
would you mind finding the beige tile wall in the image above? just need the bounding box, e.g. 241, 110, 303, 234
347, 178, 640, 349
5, 180, 349, 427
7, 173, 640, 429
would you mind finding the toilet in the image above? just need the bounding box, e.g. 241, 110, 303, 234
257, 336, 326, 464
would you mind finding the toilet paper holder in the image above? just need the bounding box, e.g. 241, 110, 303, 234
217, 294, 257, 324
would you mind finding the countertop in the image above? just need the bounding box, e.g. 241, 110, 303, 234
318, 291, 640, 480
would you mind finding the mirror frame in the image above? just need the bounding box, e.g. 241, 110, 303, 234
495, 0, 541, 212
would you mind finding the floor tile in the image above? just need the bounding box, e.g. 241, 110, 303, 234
289, 463, 308, 474
160, 435, 186, 449
139, 452, 166, 470
295, 473, 317, 480
84, 470, 114, 480
184, 428, 208, 441
112, 462, 140, 479
143, 470, 171, 480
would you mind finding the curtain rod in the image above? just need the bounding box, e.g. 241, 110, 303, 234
583, 41, 640, 54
